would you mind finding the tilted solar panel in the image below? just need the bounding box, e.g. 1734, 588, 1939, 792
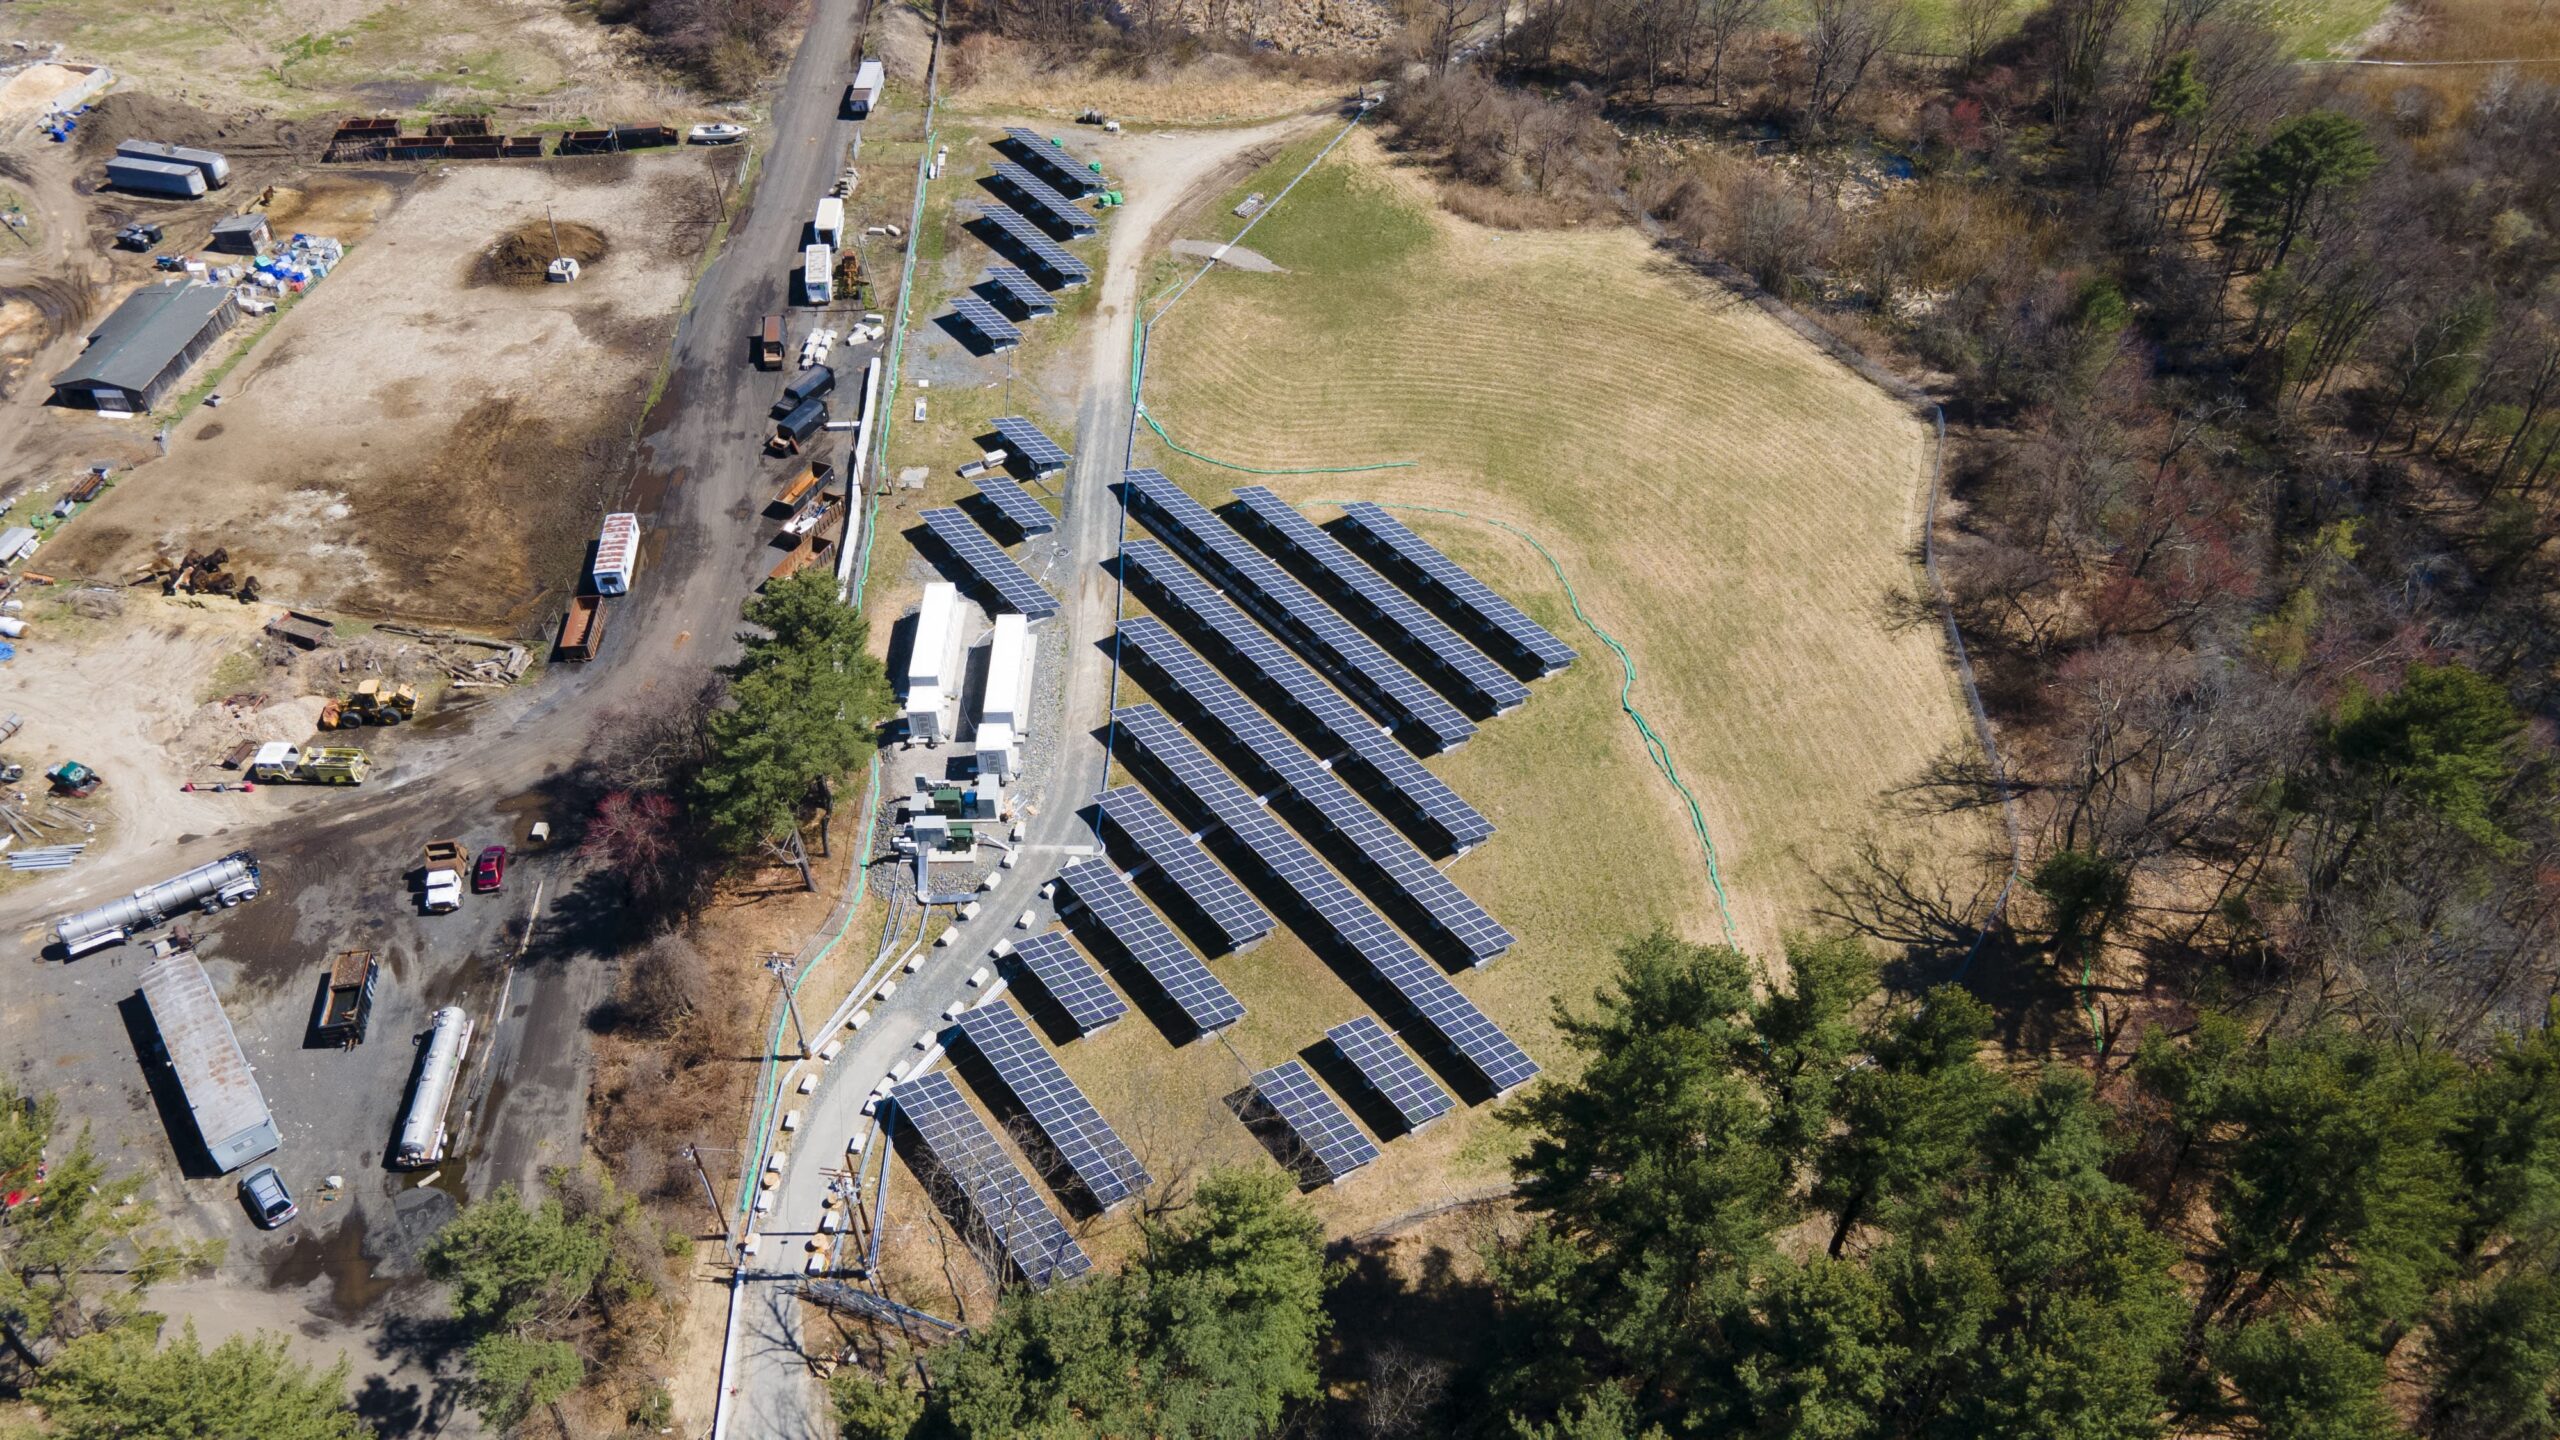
1118, 541, 1492, 853
954, 1002, 1151, 1210
973, 474, 1056, 536
1119, 469, 1474, 753
991, 416, 1070, 475
1002, 126, 1109, 195
1251, 1061, 1378, 1182
1057, 858, 1245, 1036
891, 1069, 1090, 1287
920, 508, 1058, 619
1116, 617, 1514, 964
973, 204, 1092, 286
985, 265, 1058, 314
948, 294, 1021, 349
990, 161, 1099, 235
1337, 501, 1578, 677
1230, 487, 1530, 716
1328, 1014, 1455, 1132
1008, 930, 1125, 1035
1112, 704, 1538, 1095
1094, 784, 1273, 953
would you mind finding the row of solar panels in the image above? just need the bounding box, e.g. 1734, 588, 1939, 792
914, 416, 1072, 617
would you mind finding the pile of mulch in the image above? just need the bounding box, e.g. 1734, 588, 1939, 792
473, 218, 611, 286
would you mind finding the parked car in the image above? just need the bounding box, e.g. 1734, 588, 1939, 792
240, 1166, 297, 1228
473, 845, 507, 894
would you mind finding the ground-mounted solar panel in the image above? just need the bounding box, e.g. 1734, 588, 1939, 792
1336, 501, 1578, 678
1057, 858, 1245, 1036
986, 265, 1058, 316
948, 294, 1021, 350
920, 508, 1058, 619
1119, 469, 1475, 754
1094, 785, 1273, 953
1008, 930, 1125, 1035
990, 161, 1100, 236
1116, 618, 1513, 965
1119, 541, 1492, 854
954, 1001, 1152, 1210
1328, 1015, 1455, 1133
1250, 1061, 1378, 1183
1001, 126, 1109, 195
1230, 487, 1531, 717
974, 474, 1056, 536
1113, 704, 1538, 1096
973, 204, 1092, 287
891, 1069, 1091, 1287
991, 416, 1070, 476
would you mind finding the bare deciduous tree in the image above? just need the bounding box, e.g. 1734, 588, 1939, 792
1804, 0, 1910, 125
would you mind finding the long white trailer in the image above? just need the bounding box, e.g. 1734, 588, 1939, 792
904, 582, 962, 744
139, 953, 279, 1172
394, 1007, 474, 1168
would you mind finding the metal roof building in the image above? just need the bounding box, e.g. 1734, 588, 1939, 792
48, 282, 239, 414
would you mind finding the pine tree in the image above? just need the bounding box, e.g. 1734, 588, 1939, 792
29, 1323, 364, 1440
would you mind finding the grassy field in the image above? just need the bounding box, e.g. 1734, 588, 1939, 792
985, 131, 1997, 1241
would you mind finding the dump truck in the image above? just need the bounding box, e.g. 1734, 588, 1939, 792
771, 459, 835, 515
317, 949, 379, 1047
557, 594, 608, 661
248, 743, 370, 785
759, 314, 785, 369
422, 839, 465, 914
321, 679, 417, 729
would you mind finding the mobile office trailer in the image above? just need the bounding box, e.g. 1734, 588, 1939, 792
393, 1007, 474, 1167
54, 852, 262, 956
592, 512, 640, 595
138, 953, 280, 1173
104, 157, 207, 200
115, 139, 230, 187
804, 243, 834, 305
903, 582, 962, 744
844, 60, 885, 118
814, 197, 844, 248
771, 364, 835, 420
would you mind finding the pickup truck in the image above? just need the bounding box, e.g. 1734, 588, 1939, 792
422, 839, 465, 914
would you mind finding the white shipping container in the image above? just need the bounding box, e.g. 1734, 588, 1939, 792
592, 512, 640, 595
814, 196, 844, 247
904, 582, 962, 744
979, 614, 1033, 732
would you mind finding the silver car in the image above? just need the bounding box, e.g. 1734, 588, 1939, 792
239, 1166, 297, 1228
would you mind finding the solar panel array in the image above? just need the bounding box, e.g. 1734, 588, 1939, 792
1337, 501, 1579, 677
1117, 618, 1513, 965
948, 294, 1021, 350
990, 161, 1099, 236
954, 1001, 1152, 1209
1113, 704, 1538, 1094
1251, 1061, 1378, 1182
892, 1069, 1091, 1287
1119, 542, 1492, 854
1058, 858, 1245, 1036
985, 265, 1057, 315
1095, 785, 1273, 953
974, 204, 1092, 287
1008, 930, 1126, 1035
1002, 127, 1108, 195
991, 416, 1070, 476
1231, 487, 1531, 716
1328, 1015, 1455, 1133
973, 474, 1055, 536
1120, 468, 1475, 754
921, 508, 1058, 619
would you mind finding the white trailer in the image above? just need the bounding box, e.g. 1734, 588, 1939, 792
55, 851, 262, 956
138, 953, 279, 1172
813, 196, 844, 248
804, 243, 834, 306
903, 582, 962, 744
973, 613, 1034, 781
592, 512, 640, 595
845, 59, 885, 118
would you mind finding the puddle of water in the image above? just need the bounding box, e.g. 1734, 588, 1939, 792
261, 1203, 396, 1320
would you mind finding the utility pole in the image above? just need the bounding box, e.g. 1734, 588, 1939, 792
683, 1143, 733, 1246
764, 954, 811, 1059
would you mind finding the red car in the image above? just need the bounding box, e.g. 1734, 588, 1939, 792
472, 845, 507, 894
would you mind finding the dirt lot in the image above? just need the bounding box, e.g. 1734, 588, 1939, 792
40, 151, 734, 632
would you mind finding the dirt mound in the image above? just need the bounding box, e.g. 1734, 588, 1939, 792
74, 91, 313, 162
473, 219, 611, 287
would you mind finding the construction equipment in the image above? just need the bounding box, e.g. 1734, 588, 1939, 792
46, 762, 100, 798
321, 678, 417, 729
247, 743, 370, 785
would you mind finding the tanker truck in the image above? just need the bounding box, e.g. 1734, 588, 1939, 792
53, 851, 264, 957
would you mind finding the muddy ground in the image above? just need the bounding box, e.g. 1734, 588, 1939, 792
39, 149, 738, 632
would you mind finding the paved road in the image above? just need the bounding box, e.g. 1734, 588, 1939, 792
0, 0, 879, 1415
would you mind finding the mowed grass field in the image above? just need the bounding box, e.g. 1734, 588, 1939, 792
1003, 131, 1996, 1244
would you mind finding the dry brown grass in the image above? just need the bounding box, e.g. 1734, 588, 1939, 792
945, 35, 1340, 125
2364, 0, 2560, 59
